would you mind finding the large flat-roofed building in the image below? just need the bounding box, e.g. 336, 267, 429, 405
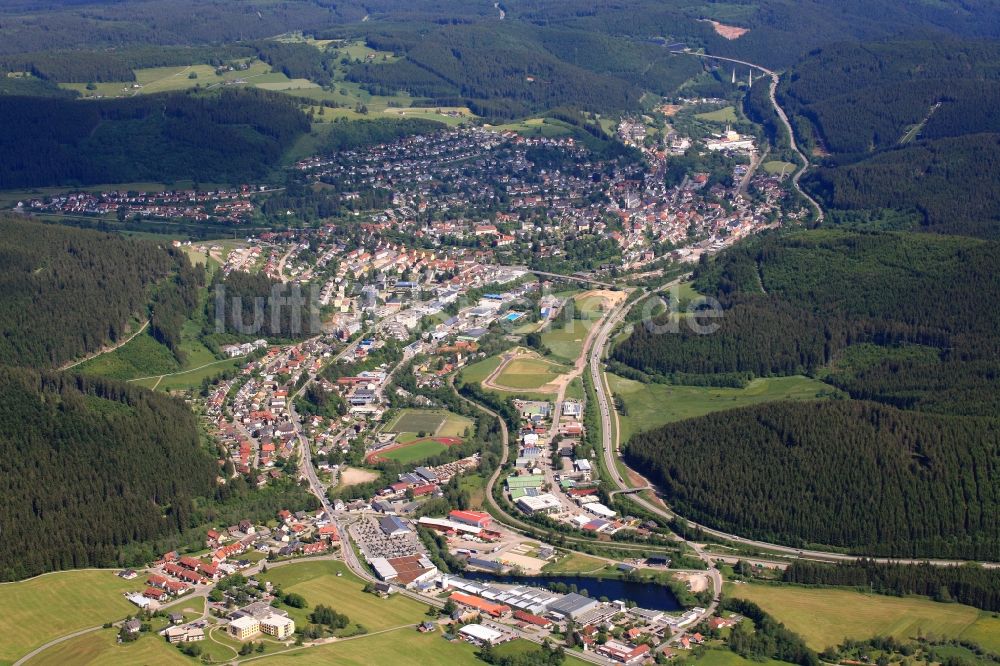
448, 510, 491, 529
261, 615, 295, 640
516, 493, 562, 515
228, 615, 260, 640
546, 592, 601, 620
506, 474, 545, 491
459, 623, 504, 646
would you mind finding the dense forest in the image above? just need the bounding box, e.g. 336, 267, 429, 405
617, 230, 1000, 559
0, 216, 195, 368
615, 230, 1000, 415
625, 400, 1000, 559
0, 88, 308, 188
208, 270, 322, 340
0, 366, 217, 580
778, 39, 1000, 237
783, 559, 1000, 612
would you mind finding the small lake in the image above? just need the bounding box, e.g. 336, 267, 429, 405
457, 570, 682, 612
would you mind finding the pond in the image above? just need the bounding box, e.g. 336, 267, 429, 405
457, 569, 682, 612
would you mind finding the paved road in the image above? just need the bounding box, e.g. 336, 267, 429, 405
684, 51, 824, 223
591, 280, 1000, 570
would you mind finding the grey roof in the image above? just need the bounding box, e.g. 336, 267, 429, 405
546, 593, 600, 618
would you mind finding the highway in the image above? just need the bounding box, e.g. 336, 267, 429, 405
683, 51, 825, 223
589, 280, 1000, 570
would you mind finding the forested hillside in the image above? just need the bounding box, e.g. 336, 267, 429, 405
625, 400, 1000, 559
0, 216, 199, 368
615, 230, 1000, 414
616, 231, 1000, 558
0, 367, 217, 580
0, 88, 308, 188
779, 39, 1000, 237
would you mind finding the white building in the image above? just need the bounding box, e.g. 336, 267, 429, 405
516, 493, 562, 515
261, 614, 296, 640
459, 623, 504, 646
228, 615, 261, 640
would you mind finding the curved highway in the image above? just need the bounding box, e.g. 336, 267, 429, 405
591, 280, 1000, 570
684, 51, 824, 223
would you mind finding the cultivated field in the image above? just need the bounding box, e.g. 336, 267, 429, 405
610, 374, 835, 443
0, 570, 139, 664
725, 582, 995, 651
254, 628, 483, 665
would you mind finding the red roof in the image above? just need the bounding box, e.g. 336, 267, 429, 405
411, 483, 436, 496
513, 609, 552, 627
144, 587, 167, 599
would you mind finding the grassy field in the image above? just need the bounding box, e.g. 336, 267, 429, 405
763, 160, 797, 176
691, 649, 789, 666
385, 409, 472, 438
725, 582, 995, 651
610, 374, 836, 443
74, 329, 178, 379
261, 560, 429, 632
30, 628, 190, 666
495, 357, 567, 390
248, 628, 482, 665
379, 439, 450, 464
695, 106, 739, 123
459, 355, 503, 385
0, 570, 140, 664
542, 551, 607, 574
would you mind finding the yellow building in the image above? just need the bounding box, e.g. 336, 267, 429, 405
261, 614, 296, 640
228, 615, 261, 640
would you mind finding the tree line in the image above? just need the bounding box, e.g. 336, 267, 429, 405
783, 559, 1000, 613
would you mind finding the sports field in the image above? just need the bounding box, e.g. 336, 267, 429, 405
610, 374, 835, 443
377, 439, 452, 464
385, 409, 471, 438
495, 357, 568, 390
0, 569, 139, 664
725, 582, 996, 651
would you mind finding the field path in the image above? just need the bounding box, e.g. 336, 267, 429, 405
126, 355, 243, 384
13, 625, 103, 666
59, 319, 150, 370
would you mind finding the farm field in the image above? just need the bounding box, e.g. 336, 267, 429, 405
725, 582, 992, 651
609, 374, 835, 443
261, 560, 429, 632
0, 570, 139, 665
695, 105, 739, 122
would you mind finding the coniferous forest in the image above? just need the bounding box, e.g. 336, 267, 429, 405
0, 216, 196, 368
617, 230, 1000, 559
0, 217, 222, 580
0, 367, 217, 581
0, 89, 308, 188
